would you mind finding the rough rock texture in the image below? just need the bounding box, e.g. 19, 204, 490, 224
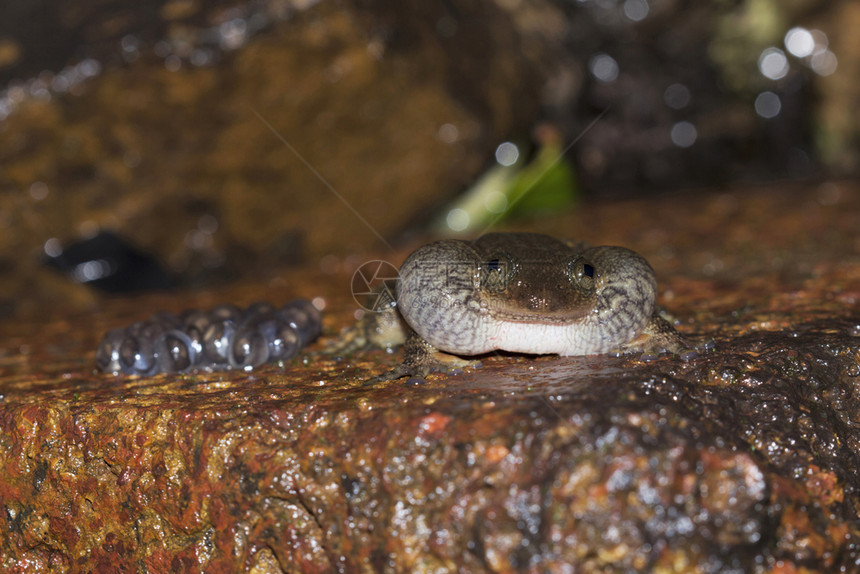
1, 181, 859, 572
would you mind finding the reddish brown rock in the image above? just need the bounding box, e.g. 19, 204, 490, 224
1, 182, 859, 571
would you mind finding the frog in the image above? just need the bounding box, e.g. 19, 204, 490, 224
328, 232, 697, 381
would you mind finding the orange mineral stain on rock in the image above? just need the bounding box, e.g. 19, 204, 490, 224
1, 180, 860, 569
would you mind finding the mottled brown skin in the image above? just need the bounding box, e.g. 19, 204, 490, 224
331, 233, 695, 380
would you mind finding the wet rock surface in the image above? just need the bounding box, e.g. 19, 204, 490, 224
1, 181, 859, 571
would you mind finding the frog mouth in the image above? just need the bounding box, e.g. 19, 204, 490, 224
482, 299, 595, 324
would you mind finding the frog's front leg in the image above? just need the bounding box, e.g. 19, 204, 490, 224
612, 313, 700, 360
367, 330, 477, 383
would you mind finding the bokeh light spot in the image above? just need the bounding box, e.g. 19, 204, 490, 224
754, 91, 781, 119
784, 27, 815, 58
670, 121, 697, 148
495, 142, 520, 166
622, 0, 649, 22
758, 47, 789, 80
663, 83, 691, 110
446, 208, 470, 232
589, 53, 619, 83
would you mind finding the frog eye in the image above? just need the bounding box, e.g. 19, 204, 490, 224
480, 256, 509, 292
569, 258, 596, 290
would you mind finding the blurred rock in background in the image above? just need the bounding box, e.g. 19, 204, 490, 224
0, 0, 856, 317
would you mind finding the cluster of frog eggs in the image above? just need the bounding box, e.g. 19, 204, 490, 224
96, 300, 321, 375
